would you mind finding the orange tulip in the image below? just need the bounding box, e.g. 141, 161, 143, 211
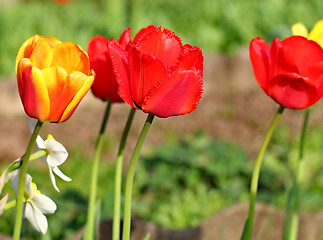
16, 35, 94, 123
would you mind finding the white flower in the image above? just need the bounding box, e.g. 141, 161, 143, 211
10, 172, 57, 234
27, 118, 71, 192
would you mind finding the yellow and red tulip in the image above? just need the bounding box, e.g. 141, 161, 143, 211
16, 35, 94, 123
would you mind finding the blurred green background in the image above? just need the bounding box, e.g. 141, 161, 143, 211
1, 0, 323, 76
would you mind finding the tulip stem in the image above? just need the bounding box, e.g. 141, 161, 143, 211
284, 108, 310, 240
243, 106, 284, 240
113, 108, 136, 240
122, 113, 154, 240
13, 120, 43, 240
85, 100, 112, 240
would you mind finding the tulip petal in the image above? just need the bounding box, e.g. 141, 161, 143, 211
109, 42, 134, 106
132, 25, 156, 44
292, 23, 309, 37
88, 37, 123, 101
309, 20, 323, 46
29, 37, 53, 70
269, 38, 299, 78
249, 37, 271, 90
17, 59, 50, 122
143, 70, 203, 117
128, 47, 166, 107
16, 35, 37, 72
44, 36, 62, 47
118, 27, 132, 48
52, 42, 90, 75
279, 36, 323, 75
41, 66, 68, 122
87, 36, 109, 59
60, 72, 94, 122
179, 44, 204, 78
268, 73, 319, 109
136, 27, 183, 68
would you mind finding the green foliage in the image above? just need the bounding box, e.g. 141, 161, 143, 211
2, 124, 323, 236
132, 131, 252, 229
2, 0, 323, 75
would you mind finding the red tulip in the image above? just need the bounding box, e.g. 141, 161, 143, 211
250, 36, 323, 109
87, 28, 131, 102
109, 26, 203, 118
52, 0, 70, 4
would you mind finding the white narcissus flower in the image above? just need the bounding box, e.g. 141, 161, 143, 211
10, 172, 57, 234
27, 118, 71, 192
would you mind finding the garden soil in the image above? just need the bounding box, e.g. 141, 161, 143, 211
2, 49, 323, 239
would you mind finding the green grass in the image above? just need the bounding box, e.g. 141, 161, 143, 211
1, 0, 323, 75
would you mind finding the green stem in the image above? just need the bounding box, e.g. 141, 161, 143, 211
284, 108, 310, 240
122, 114, 154, 240
85, 101, 112, 240
7, 150, 48, 175
245, 106, 284, 240
13, 120, 43, 240
113, 108, 136, 240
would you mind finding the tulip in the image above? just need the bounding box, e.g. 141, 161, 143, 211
249, 35, 323, 109
109, 25, 203, 118
87, 28, 131, 102
292, 20, 323, 47
16, 35, 94, 123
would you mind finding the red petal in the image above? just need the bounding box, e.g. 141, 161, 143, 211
118, 28, 132, 48
305, 61, 323, 99
281, 36, 323, 75
249, 37, 270, 90
178, 44, 204, 78
128, 47, 166, 107
132, 25, 156, 44
108, 41, 133, 106
135, 27, 183, 68
87, 36, 123, 102
17, 58, 50, 122
143, 70, 203, 117
87, 36, 109, 61
267, 73, 320, 109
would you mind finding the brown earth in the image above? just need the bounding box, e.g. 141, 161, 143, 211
2, 49, 323, 239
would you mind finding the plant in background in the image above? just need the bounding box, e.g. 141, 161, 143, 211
0, 34, 94, 240
133, 132, 251, 229
85, 28, 135, 240
242, 34, 323, 240
281, 20, 323, 240
109, 25, 204, 240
